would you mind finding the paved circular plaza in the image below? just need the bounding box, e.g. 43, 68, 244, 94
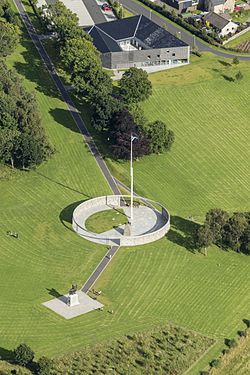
72, 195, 170, 246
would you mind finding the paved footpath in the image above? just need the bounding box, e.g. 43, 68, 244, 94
82, 246, 120, 292
13, 0, 121, 294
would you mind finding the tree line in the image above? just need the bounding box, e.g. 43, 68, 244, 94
0, 0, 53, 169
0, 0, 20, 57
194, 208, 250, 254
41, 1, 175, 160
0, 61, 53, 168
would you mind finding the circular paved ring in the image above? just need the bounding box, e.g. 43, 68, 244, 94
72, 195, 170, 247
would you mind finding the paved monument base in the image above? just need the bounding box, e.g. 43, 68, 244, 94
43, 291, 103, 319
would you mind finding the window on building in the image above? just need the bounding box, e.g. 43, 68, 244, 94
172, 53, 175, 56
147, 55, 151, 59
157, 55, 160, 58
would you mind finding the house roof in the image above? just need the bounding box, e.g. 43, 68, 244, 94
86, 15, 188, 53
210, 0, 224, 6
203, 11, 231, 29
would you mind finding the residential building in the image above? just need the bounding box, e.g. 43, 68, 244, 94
203, 11, 238, 36
86, 15, 190, 70
202, 0, 235, 13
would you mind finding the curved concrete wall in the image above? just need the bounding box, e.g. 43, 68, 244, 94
72, 195, 170, 247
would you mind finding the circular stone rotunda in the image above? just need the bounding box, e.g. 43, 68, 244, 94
72, 195, 170, 246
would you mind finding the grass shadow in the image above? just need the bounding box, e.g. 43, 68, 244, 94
60, 200, 89, 231
221, 74, 235, 82
167, 216, 200, 252
0, 347, 14, 361
46, 287, 62, 298
218, 60, 231, 67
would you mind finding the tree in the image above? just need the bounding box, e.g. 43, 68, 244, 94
92, 95, 121, 131
43, 2, 84, 45
0, 61, 53, 168
204, 208, 229, 245
241, 225, 250, 255
146, 120, 175, 154
232, 56, 239, 65
222, 213, 248, 252
13, 343, 34, 366
0, 20, 19, 57
235, 70, 243, 81
109, 109, 149, 159
37, 356, 53, 375
61, 37, 112, 99
194, 224, 213, 250
119, 67, 152, 104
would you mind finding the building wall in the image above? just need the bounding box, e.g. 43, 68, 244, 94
223, 0, 235, 13
219, 21, 238, 36
101, 46, 190, 69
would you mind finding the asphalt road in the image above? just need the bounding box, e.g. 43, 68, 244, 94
120, 0, 250, 60
82, 246, 120, 292
83, 0, 106, 24
13, 0, 120, 196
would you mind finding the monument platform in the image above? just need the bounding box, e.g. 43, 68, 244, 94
43, 291, 103, 319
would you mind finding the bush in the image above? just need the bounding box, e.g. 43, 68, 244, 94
37, 356, 53, 375
226, 339, 237, 348
200, 371, 210, 375
13, 343, 34, 366
238, 330, 247, 337
210, 359, 220, 368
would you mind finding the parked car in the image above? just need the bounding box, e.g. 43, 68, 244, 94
101, 3, 112, 11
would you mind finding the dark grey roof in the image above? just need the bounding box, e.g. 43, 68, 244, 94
203, 12, 231, 29
86, 15, 188, 53
210, 0, 224, 6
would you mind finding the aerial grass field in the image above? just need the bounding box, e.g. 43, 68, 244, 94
1, 4, 250, 373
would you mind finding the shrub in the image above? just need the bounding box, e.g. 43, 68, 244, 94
37, 356, 53, 375
210, 359, 220, 368
238, 330, 247, 337
13, 343, 34, 366
226, 339, 237, 349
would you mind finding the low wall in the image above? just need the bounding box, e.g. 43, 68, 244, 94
223, 25, 250, 45
72, 195, 170, 247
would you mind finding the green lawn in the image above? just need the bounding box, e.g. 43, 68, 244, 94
231, 9, 250, 24
0, 25, 113, 359
108, 54, 250, 220
85, 208, 128, 234
1, 4, 250, 373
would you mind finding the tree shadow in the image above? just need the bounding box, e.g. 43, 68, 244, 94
49, 108, 81, 134
13, 37, 59, 99
221, 74, 235, 82
243, 318, 250, 328
166, 216, 201, 252
0, 347, 14, 361
49, 107, 114, 159
60, 200, 88, 231
218, 60, 231, 67
35, 171, 92, 197
46, 287, 62, 298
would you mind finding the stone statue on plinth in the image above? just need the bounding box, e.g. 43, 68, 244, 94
67, 283, 80, 307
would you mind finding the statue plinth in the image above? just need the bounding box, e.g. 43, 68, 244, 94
68, 293, 80, 307
67, 284, 80, 307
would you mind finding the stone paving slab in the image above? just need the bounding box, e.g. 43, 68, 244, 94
43, 291, 103, 319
